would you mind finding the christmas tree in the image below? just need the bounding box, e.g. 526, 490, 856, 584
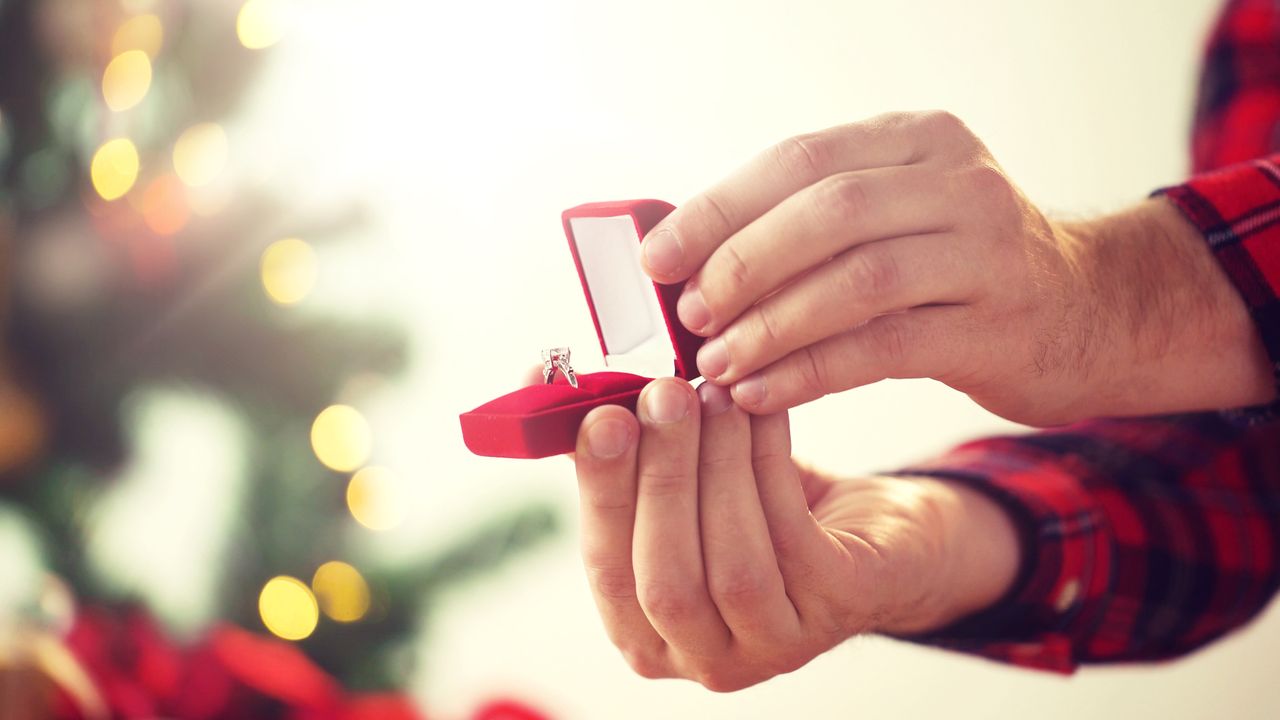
0, 1, 558, 716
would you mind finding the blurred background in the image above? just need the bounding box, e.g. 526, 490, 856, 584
1, 0, 1277, 718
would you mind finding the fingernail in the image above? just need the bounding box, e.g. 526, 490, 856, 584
678, 285, 711, 333
643, 380, 690, 424
698, 382, 734, 416
733, 375, 767, 408
642, 228, 683, 277
697, 338, 729, 379
586, 418, 632, 458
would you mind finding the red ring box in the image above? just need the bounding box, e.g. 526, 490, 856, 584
459, 200, 704, 459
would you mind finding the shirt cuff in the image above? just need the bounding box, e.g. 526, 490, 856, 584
1156, 156, 1280, 425
887, 440, 1112, 674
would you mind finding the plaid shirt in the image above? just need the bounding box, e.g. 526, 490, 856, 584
898, 0, 1280, 673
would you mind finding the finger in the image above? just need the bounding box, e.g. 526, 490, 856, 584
640, 112, 952, 283
678, 164, 956, 337
695, 383, 799, 643
731, 305, 969, 414
698, 232, 975, 384
575, 405, 675, 676
631, 378, 733, 656
747, 412, 838, 604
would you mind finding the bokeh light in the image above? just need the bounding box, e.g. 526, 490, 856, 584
311, 561, 371, 623
346, 466, 405, 531
237, 0, 285, 50
310, 405, 372, 472
138, 174, 190, 236
111, 14, 164, 58
260, 238, 318, 305
258, 575, 318, 641
172, 123, 228, 188
90, 138, 140, 201
102, 50, 152, 112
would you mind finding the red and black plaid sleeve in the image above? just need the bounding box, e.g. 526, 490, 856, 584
1165, 0, 1280, 421
894, 413, 1280, 673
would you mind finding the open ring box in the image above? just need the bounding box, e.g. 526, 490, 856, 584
459, 200, 704, 458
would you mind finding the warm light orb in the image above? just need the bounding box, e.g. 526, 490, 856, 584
90, 138, 140, 201
112, 14, 164, 58
172, 123, 228, 188
139, 174, 190, 236
102, 50, 152, 112
311, 561, 371, 623
310, 405, 372, 472
258, 576, 318, 641
346, 466, 405, 531
260, 238, 318, 305
237, 0, 285, 50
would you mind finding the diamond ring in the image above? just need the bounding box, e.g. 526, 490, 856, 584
542, 347, 578, 389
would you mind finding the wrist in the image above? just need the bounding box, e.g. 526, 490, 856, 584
1062, 199, 1273, 416
877, 477, 1021, 635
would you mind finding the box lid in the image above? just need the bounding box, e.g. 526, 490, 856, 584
562, 200, 703, 381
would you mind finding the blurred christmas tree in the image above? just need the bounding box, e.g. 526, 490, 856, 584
0, 1, 558, 716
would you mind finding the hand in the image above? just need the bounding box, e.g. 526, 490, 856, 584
639, 111, 1273, 425
572, 377, 1018, 691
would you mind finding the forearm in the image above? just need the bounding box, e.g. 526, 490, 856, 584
890, 412, 1280, 673
1061, 197, 1273, 418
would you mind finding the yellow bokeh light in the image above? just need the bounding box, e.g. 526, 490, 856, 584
237, 0, 285, 50
260, 238, 318, 305
112, 14, 164, 58
311, 561, 371, 623
346, 466, 405, 531
173, 123, 228, 188
311, 405, 372, 472
258, 576, 318, 641
90, 138, 140, 201
102, 50, 152, 112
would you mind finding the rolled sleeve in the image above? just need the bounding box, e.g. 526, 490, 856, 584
887, 413, 1280, 673
890, 442, 1112, 674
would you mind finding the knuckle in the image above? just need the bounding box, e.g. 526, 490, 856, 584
713, 243, 753, 298
817, 172, 871, 227
698, 451, 744, 476
620, 647, 668, 679
637, 467, 691, 499
696, 671, 747, 691
763, 521, 805, 559
918, 109, 968, 137
869, 317, 911, 369
638, 582, 698, 625
693, 667, 753, 693
773, 132, 830, 183
965, 163, 1019, 216
796, 344, 834, 399
583, 562, 637, 602
687, 190, 737, 240
754, 303, 786, 347
707, 567, 767, 609
838, 248, 900, 302
734, 304, 785, 359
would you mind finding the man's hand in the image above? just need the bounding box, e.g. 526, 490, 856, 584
573, 377, 1019, 691
640, 111, 1274, 425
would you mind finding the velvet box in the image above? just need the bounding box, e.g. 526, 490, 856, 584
459, 200, 704, 459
